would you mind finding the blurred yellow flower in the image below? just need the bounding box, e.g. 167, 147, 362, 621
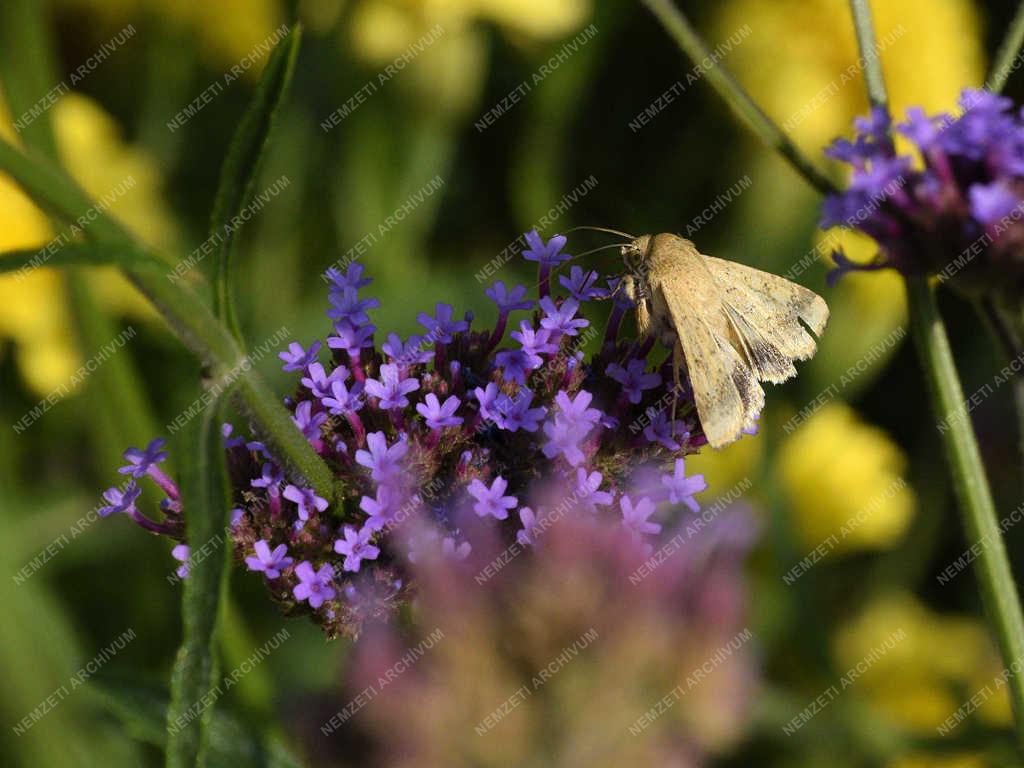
0, 92, 176, 396
348, 0, 592, 115
714, 0, 983, 153
835, 592, 1011, 734
55, 0, 283, 72
779, 402, 914, 553
888, 755, 988, 768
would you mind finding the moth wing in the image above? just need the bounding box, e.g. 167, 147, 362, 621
654, 277, 763, 448
701, 256, 829, 383
703, 255, 829, 338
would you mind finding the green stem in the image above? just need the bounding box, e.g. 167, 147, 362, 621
639, 0, 838, 196
0, 137, 337, 502
988, 1, 1024, 93
847, 0, 888, 107
907, 279, 1024, 747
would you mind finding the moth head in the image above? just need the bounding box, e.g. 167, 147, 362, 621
621, 235, 652, 274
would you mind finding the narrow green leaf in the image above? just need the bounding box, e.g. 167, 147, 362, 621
0, 241, 155, 274
989, 1, 1024, 93
0, 0, 61, 160
166, 403, 232, 768
210, 24, 303, 340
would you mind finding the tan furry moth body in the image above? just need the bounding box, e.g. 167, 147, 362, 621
620, 233, 829, 449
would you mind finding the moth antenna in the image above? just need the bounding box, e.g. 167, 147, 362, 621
560, 225, 637, 239
530, 243, 630, 291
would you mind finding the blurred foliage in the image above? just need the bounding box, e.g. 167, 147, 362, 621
2, 0, 1024, 766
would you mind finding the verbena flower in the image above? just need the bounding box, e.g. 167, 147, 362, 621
245, 540, 293, 579
823, 90, 1024, 293
99, 231, 759, 639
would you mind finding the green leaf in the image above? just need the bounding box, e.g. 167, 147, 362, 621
0, 241, 156, 274
166, 403, 232, 768
89, 678, 306, 768
210, 24, 303, 340
0, 0, 61, 160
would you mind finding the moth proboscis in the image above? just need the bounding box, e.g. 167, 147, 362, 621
619, 233, 829, 449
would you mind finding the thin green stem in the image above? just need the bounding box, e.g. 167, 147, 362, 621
907, 279, 1024, 747
639, 0, 838, 197
0, 136, 337, 502
988, 1, 1024, 93
847, 0, 888, 107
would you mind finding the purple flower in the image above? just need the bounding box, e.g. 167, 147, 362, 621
222, 422, 246, 449
576, 468, 614, 512
293, 401, 328, 441
99, 483, 141, 517
468, 476, 517, 520
522, 230, 570, 265
505, 322, 558, 382
382, 332, 434, 366
283, 485, 329, 521
245, 540, 293, 579
541, 417, 588, 466
334, 525, 381, 572
554, 389, 603, 427
620, 495, 661, 538
117, 439, 168, 478
416, 393, 463, 429
293, 561, 336, 608
493, 389, 546, 432
643, 408, 686, 451
365, 363, 420, 409
661, 459, 706, 512
969, 182, 1021, 224
442, 537, 472, 560
322, 379, 364, 415
327, 286, 380, 325
473, 383, 502, 422
355, 431, 408, 482
539, 296, 589, 337
279, 341, 321, 372
494, 350, 534, 385
325, 263, 371, 292
251, 462, 283, 491
517, 506, 539, 546
301, 362, 349, 400
607, 360, 662, 404
171, 544, 190, 579
485, 281, 534, 312
360, 485, 399, 531
542, 390, 603, 466
327, 320, 375, 356
417, 303, 469, 344
559, 266, 608, 301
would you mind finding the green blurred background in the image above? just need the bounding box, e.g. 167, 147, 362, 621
3, 0, 1024, 765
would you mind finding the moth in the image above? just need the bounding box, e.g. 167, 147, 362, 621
617, 233, 829, 449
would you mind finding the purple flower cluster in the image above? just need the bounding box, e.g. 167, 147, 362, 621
823, 89, 1024, 291
102, 231, 735, 638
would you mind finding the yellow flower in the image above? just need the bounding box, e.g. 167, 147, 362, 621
55, 0, 284, 72
0, 92, 176, 395
348, 0, 592, 115
779, 402, 914, 553
714, 0, 983, 153
835, 592, 1011, 734
888, 755, 988, 768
